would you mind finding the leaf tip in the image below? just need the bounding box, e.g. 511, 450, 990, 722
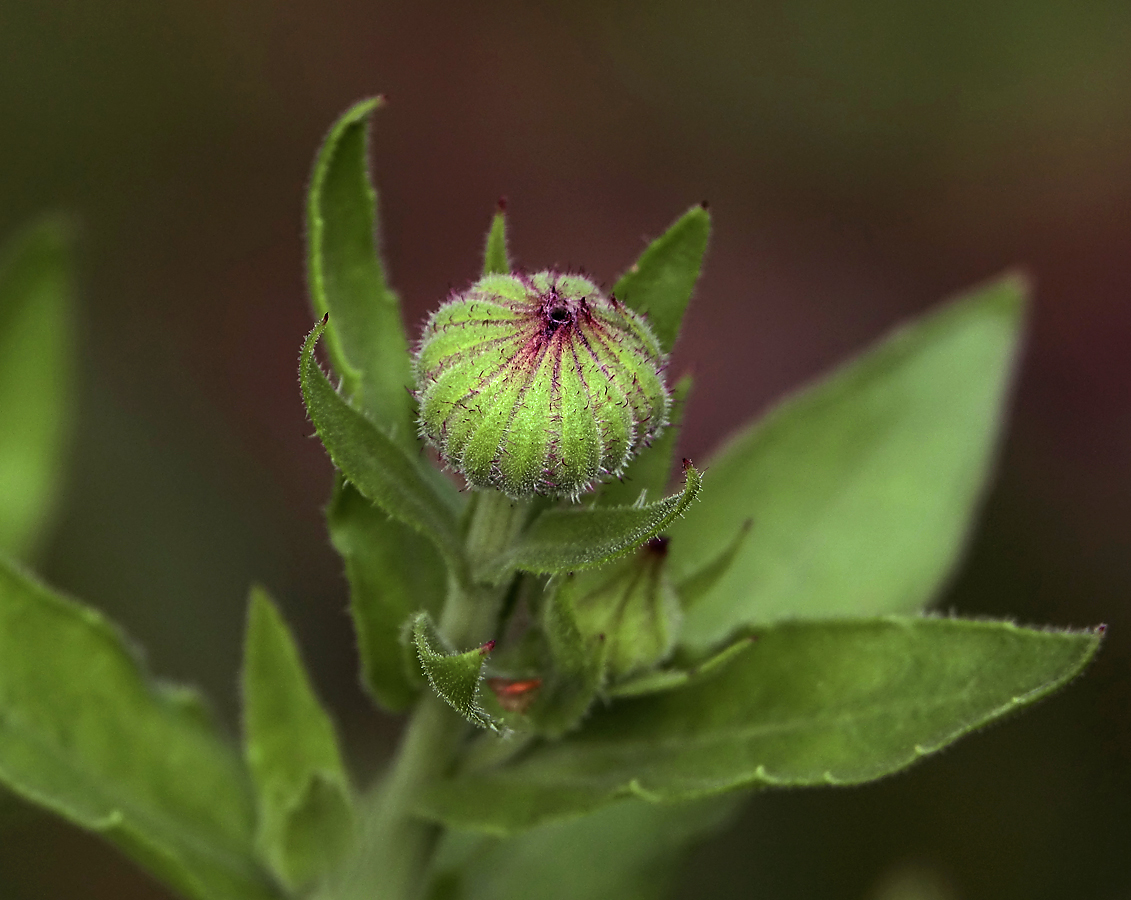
497, 195, 508, 212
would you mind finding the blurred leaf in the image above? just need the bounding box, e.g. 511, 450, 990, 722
418, 617, 1101, 833
329, 478, 446, 712
412, 612, 504, 733
482, 202, 510, 276
606, 633, 755, 700
481, 463, 702, 581
242, 586, 355, 889
0, 559, 280, 900
0, 217, 75, 560
428, 796, 737, 900
306, 97, 416, 447
669, 276, 1027, 647
675, 518, 752, 610
300, 317, 467, 577
598, 375, 692, 508
612, 205, 710, 352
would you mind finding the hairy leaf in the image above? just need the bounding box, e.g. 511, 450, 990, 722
412, 612, 504, 733
329, 478, 446, 711
669, 277, 1027, 646
482, 202, 510, 276
482, 463, 702, 581
613, 205, 710, 352
0, 218, 75, 560
300, 318, 466, 575
242, 587, 355, 889
307, 97, 416, 446
418, 617, 1101, 833
0, 560, 280, 900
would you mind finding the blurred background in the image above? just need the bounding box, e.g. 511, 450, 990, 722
1, 1, 1128, 897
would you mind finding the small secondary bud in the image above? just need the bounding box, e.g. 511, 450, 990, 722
413, 271, 670, 497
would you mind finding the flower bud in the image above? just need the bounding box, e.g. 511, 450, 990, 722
413, 271, 670, 497
571, 536, 681, 681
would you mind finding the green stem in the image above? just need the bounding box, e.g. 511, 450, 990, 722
329, 492, 522, 900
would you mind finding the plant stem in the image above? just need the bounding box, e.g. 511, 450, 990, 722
327, 492, 522, 900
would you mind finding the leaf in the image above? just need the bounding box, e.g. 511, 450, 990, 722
307, 97, 416, 446
328, 478, 446, 712
612, 205, 710, 353
417, 616, 1101, 833
242, 587, 355, 889
482, 201, 510, 276
412, 612, 505, 733
668, 276, 1028, 646
526, 579, 607, 737
481, 462, 703, 581
0, 559, 280, 900
675, 518, 752, 610
427, 796, 737, 900
597, 375, 692, 508
606, 633, 755, 700
0, 218, 75, 560
300, 317, 467, 576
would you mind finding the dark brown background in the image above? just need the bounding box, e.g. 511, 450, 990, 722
1, 1, 1128, 897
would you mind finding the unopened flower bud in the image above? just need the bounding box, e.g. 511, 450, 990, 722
413, 271, 670, 497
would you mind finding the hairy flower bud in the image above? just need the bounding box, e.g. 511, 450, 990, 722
413, 271, 670, 497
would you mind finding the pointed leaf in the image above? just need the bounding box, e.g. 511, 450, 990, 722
301, 318, 467, 576
329, 478, 446, 711
0, 218, 75, 560
675, 518, 752, 610
428, 796, 737, 900
597, 375, 692, 508
606, 633, 755, 700
0, 560, 280, 900
307, 97, 416, 445
412, 612, 504, 733
669, 276, 1027, 646
242, 587, 355, 889
612, 205, 710, 352
482, 201, 510, 276
418, 617, 1101, 833
482, 463, 702, 580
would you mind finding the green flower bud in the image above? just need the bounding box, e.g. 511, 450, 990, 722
571, 536, 681, 681
413, 271, 670, 498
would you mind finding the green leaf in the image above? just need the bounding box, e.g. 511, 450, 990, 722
0, 559, 280, 900
675, 518, 752, 610
0, 218, 75, 560
307, 97, 416, 446
411, 612, 505, 733
428, 796, 737, 900
329, 478, 446, 712
597, 375, 692, 508
606, 633, 755, 700
612, 205, 710, 353
482, 201, 510, 276
242, 586, 355, 889
300, 317, 467, 576
526, 579, 607, 737
669, 276, 1027, 646
418, 617, 1101, 833
482, 463, 703, 581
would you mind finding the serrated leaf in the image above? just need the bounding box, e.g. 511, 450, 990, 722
242, 587, 355, 889
418, 617, 1101, 833
612, 205, 710, 353
0, 218, 75, 560
301, 318, 467, 576
481, 463, 702, 581
307, 97, 416, 446
597, 375, 692, 508
482, 203, 510, 276
669, 276, 1027, 646
428, 796, 737, 900
329, 478, 446, 711
0, 560, 280, 900
412, 612, 504, 733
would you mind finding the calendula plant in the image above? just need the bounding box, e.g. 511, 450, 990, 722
0, 98, 1105, 900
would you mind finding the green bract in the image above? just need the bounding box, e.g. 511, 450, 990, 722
413, 271, 671, 498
